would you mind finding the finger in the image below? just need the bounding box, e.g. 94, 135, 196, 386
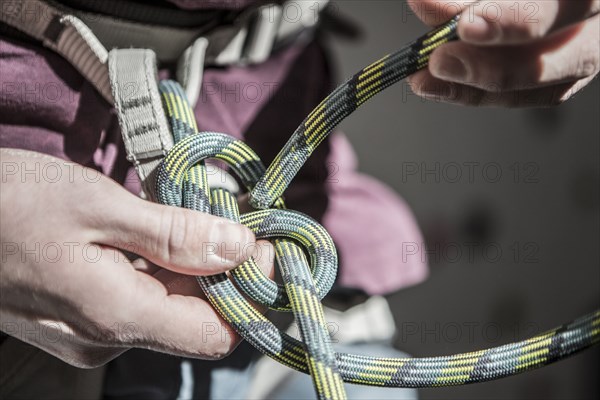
131, 257, 161, 275
157, 238, 275, 302
428, 17, 600, 91
153, 269, 206, 297
92, 184, 256, 276
79, 249, 243, 359
408, 68, 593, 107
250, 240, 276, 281
237, 192, 253, 214
1, 244, 140, 368
153, 239, 276, 310
458, 0, 600, 45
231, 240, 276, 314
407, 0, 473, 26
130, 270, 243, 359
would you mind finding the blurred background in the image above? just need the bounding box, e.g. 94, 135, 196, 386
325, 1, 600, 399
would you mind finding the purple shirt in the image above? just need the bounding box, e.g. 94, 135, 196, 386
0, 6, 427, 295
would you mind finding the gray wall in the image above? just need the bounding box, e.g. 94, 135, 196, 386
327, 1, 599, 398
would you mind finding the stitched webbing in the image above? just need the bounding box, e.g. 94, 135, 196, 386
0, 0, 113, 103
108, 49, 174, 200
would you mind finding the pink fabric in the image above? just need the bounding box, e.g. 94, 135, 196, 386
0, 24, 428, 295
323, 134, 428, 294
194, 46, 304, 138
0, 36, 137, 190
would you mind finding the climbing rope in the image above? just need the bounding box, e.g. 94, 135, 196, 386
156, 17, 599, 400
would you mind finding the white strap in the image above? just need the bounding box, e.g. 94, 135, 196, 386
209, 25, 249, 66
177, 37, 209, 108
206, 165, 241, 195
277, 0, 329, 41
244, 4, 283, 64
1, 0, 330, 91
79, 12, 205, 64
108, 49, 174, 200
1, 0, 329, 199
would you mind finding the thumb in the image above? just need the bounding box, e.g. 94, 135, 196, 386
407, 0, 471, 26
94, 185, 255, 275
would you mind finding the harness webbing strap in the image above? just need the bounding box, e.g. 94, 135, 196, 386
176, 37, 209, 109
1, 0, 113, 103
108, 49, 173, 200
244, 4, 283, 64
1, 0, 330, 106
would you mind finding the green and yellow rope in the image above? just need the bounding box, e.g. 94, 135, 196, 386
156, 17, 599, 400
249, 17, 460, 210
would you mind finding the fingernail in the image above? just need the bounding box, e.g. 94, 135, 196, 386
418, 80, 456, 101
252, 241, 275, 277
215, 221, 255, 263
460, 14, 501, 44
432, 56, 468, 82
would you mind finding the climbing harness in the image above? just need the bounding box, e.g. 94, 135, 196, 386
2, 2, 598, 399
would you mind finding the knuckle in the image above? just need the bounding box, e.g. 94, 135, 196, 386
494, 11, 546, 43
502, 3, 551, 42
159, 207, 190, 265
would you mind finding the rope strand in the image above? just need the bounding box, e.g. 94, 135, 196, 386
156, 16, 599, 399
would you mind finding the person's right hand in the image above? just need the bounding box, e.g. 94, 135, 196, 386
407, 0, 599, 107
0, 148, 274, 368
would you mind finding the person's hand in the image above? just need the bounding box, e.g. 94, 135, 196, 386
407, 0, 599, 106
0, 148, 274, 368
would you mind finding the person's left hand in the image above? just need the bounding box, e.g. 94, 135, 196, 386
408, 0, 599, 107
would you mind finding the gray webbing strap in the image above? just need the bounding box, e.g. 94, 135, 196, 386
1, 0, 331, 106
1, 0, 113, 103
108, 49, 173, 200
244, 4, 283, 64
177, 37, 209, 109
2, 0, 329, 200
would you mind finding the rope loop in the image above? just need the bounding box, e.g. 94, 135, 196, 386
156, 132, 338, 311
153, 14, 600, 396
